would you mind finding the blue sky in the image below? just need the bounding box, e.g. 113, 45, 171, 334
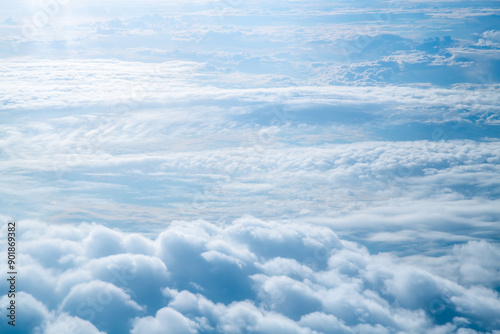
0, 0, 500, 333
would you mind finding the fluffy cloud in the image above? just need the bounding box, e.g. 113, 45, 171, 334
0, 292, 50, 333
1, 0, 499, 333
131, 307, 198, 334
60, 280, 143, 333
1, 217, 499, 333
43, 313, 106, 334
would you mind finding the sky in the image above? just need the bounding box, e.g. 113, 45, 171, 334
0, 0, 500, 333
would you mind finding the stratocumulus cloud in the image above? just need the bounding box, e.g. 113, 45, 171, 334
0, 216, 499, 334
1, 0, 499, 333
1, 59, 498, 111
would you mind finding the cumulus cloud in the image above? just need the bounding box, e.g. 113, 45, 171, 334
131, 307, 198, 334
0, 292, 50, 333
60, 280, 143, 333
1, 0, 499, 333
43, 313, 106, 334
0, 217, 499, 333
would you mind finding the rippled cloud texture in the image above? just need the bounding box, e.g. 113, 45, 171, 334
0, 0, 499, 333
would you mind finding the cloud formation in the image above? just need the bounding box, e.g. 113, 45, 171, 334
1, 0, 499, 333
1, 217, 499, 333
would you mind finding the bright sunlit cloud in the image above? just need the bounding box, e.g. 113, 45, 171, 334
0, 0, 499, 333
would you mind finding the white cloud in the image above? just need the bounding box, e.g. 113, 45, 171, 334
131, 307, 198, 334
0, 292, 50, 333
453, 241, 500, 287
60, 280, 143, 333
0, 217, 499, 333
0, 59, 498, 111
1, 0, 499, 333
43, 313, 106, 334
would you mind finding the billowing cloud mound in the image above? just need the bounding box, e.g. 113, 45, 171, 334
1, 216, 499, 333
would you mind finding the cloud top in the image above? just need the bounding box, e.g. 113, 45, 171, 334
1, 217, 499, 333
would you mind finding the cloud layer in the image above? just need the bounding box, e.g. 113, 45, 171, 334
1, 216, 499, 333
1, 0, 499, 333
